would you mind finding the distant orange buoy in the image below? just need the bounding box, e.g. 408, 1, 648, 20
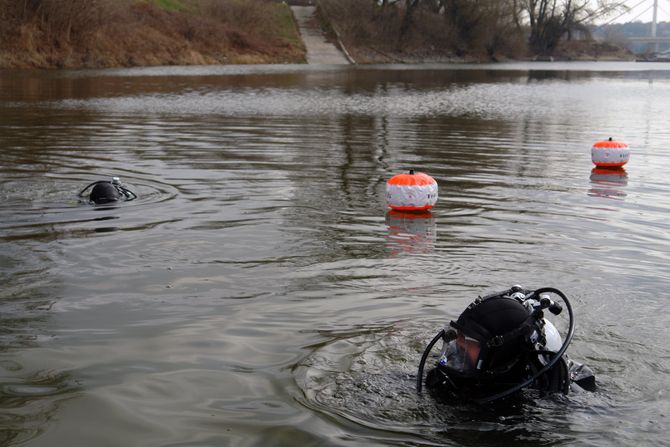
385, 170, 438, 211
591, 138, 630, 168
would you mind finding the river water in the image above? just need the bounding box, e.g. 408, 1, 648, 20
1, 62, 669, 446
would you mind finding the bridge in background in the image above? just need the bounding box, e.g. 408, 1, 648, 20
609, 0, 670, 53
628, 36, 670, 43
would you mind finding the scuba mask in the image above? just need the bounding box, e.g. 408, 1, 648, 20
437, 330, 482, 377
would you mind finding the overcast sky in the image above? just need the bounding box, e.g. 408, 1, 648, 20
601, 0, 670, 24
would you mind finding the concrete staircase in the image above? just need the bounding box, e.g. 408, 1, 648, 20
290, 6, 351, 65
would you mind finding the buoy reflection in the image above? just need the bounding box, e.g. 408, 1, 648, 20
385, 210, 436, 255
588, 167, 628, 199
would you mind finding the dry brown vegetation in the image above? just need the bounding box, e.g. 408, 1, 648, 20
0, 0, 306, 68
0, 0, 632, 68
316, 0, 632, 63
317, 0, 528, 63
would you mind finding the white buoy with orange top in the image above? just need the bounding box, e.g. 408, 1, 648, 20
591, 137, 630, 168
386, 170, 438, 211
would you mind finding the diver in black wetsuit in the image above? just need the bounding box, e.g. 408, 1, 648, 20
417, 286, 595, 404
79, 177, 137, 205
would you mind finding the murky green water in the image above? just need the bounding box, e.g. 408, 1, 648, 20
1, 62, 669, 446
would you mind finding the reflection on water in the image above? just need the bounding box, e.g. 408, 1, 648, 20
0, 248, 79, 445
0, 370, 78, 446
385, 211, 436, 255
1, 62, 670, 446
589, 167, 628, 199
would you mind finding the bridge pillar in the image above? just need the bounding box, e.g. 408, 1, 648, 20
651, 0, 659, 53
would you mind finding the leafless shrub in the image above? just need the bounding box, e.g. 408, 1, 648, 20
196, 0, 280, 38
319, 0, 525, 59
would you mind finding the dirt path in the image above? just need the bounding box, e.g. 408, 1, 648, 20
291, 6, 350, 65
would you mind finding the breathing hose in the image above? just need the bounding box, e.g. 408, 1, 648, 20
416, 328, 445, 393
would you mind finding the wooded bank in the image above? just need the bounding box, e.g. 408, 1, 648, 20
317, 0, 633, 63
0, 0, 632, 69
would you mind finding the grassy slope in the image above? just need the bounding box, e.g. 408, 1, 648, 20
151, 0, 189, 11
0, 0, 306, 69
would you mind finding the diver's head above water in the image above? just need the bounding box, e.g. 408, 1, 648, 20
79, 177, 137, 205
90, 181, 121, 204
417, 286, 595, 404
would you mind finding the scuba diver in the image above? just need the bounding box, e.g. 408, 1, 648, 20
78, 177, 137, 205
417, 286, 595, 404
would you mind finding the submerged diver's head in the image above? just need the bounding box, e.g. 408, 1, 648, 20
420, 286, 582, 403
89, 181, 121, 204
79, 177, 137, 205
448, 295, 533, 375
426, 294, 540, 399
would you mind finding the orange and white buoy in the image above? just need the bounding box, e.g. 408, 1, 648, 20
385, 170, 438, 211
591, 138, 630, 168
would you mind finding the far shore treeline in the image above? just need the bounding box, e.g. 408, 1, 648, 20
0, 0, 636, 69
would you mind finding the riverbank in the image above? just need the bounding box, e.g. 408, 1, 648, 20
316, 1, 635, 64
334, 40, 636, 65
0, 0, 305, 69
0, 0, 633, 69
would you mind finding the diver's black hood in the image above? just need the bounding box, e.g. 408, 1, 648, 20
454, 295, 530, 341
451, 295, 535, 373
79, 177, 137, 205
90, 182, 121, 204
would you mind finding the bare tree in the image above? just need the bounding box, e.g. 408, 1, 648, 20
522, 0, 625, 54
399, 0, 421, 38
372, 0, 524, 54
